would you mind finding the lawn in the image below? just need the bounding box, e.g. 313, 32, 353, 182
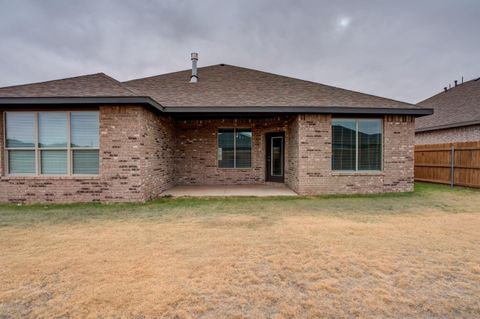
0, 183, 479, 318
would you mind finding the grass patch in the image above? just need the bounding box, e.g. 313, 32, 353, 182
1, 182, 479, 317
0, 182, 478, 226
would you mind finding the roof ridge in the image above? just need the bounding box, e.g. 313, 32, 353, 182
122, 64, 224, 84
417, 77, 480, 104
98, 73, 139, 95
123, 63, 415, 107
0, 72, 111, 90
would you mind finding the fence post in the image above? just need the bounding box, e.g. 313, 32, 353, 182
451, 144, 455, 188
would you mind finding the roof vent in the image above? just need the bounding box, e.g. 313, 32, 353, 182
190, 52, 198, 83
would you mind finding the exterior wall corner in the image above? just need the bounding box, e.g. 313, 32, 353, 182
0, 111, 4, 177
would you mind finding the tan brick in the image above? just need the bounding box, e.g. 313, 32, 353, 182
0, 106, 174, 203
0, 111, 4, 177
175, 117, 294, 185
416, 125, 480, 144
293, 114, 414, 194
0, 107, 416, 203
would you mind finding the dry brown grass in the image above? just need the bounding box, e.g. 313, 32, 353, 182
1, 183, 480, 318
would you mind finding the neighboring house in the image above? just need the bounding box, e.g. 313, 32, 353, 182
0, 54, 432, 203
416, 78, 480, 144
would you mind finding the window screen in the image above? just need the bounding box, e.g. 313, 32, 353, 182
5, 111, 100, 175
71, 112, 99, 147
332, 119, 382, 171
332, 119, 356, 170
73, 150, 99, 174
39, 112, 68, 148
235, 129, 252, 168
6, 112, 35, 148
8, 150, 35, 174
41, 150, 68, 175
358, 120, 382, 170
218, 128, 252, 168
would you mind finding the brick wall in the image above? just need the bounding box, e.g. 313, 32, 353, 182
285, 116, 300, 192
0, 106, 175, 203
383, 115, 415, 192
99, 105, 144, 202
175, 117, 294, 185
416, 125, 480, 145
0, 111, 4, 177
0, 107, 416, 203
293, 114, 414, 195
140, 108, 176, 200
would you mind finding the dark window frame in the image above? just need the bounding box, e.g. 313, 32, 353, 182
217, 127, 252, 169
331, 118, 383, 172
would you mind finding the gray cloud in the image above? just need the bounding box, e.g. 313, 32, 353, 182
0, 0, 479, 102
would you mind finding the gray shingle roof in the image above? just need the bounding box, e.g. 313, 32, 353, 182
123, 64, 417, 108
416, 78, 480, 131
0, 73, 136, 97
0, 65, 431, 116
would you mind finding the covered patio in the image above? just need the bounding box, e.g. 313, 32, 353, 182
163, 184, 297, 197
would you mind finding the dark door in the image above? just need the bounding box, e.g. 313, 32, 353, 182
266, 132, 285, 182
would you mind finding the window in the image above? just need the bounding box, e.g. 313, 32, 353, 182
4, 111, 100, 175
332, 119, 382, 171
6, 112, 36, 174
218, 128, 252, 168
39, 112, 68, 175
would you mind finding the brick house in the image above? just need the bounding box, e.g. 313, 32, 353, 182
416, 77, 480, 144
0, 55, 432, 203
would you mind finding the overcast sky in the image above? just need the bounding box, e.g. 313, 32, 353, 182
0, 0, 478, 103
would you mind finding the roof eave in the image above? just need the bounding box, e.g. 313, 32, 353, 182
164, 106, 433, 116
0, 97, 432, 116
416, 120, 480, 132
0, 96, 164, 111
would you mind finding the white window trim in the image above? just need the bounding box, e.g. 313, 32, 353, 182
332, 118, 383, 172
217, 127, 252, 169
4, 110, 100, 176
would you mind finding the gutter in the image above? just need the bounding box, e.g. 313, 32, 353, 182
163, 106, 433, 116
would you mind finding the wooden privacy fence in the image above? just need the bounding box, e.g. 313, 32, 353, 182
415, 141, 480, 188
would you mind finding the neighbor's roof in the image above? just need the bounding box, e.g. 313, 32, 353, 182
0, 64, 432, 116
416, 78, 480, 132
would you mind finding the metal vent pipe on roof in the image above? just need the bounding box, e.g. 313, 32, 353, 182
190, 52, 198, 83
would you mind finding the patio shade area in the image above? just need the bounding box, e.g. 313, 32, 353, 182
163, 184, 298, 197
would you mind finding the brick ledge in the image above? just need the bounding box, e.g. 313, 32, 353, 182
331, 172, 385, 176
1, 175, 100, 180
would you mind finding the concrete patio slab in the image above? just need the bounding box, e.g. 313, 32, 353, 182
163, 184, 298, 197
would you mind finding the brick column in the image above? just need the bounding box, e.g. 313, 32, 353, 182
99, 105, 146, 201
383, 115, 415, 192
0, 111, 4, 176
99, 105, 176, 201
296, 114, 331, 194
